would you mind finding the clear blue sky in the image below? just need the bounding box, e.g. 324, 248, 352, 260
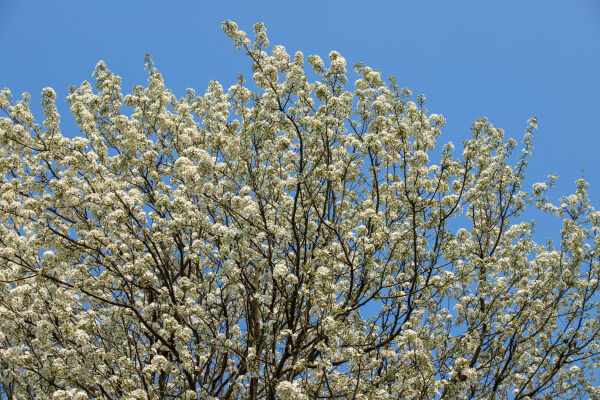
1, 0, 600, 236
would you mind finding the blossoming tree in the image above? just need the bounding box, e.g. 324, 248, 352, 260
1, 21, 599, 399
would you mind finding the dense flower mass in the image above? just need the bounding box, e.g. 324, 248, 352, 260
1, 20, 600, 399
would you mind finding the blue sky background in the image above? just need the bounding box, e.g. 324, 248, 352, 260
1, 0, 600, 238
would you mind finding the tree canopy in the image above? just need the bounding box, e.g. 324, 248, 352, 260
0, 20, 599, 399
